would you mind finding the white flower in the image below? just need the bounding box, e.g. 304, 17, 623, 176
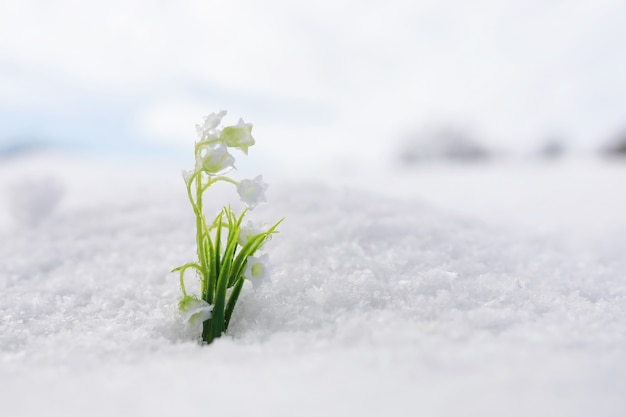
220, 118, 255, 154
195, 110, 227, 140
238, 221, 268, 247
237, 175, 268, 209
196, 143, 235, 175
179, 296, 213, 331
243, 254, 272, 288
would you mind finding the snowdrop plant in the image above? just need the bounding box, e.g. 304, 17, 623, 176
173, 111, 283, 344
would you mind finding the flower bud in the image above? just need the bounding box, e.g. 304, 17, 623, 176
196, 143, 235, 175
196, 110, 227, 140
220, 118, 255, 154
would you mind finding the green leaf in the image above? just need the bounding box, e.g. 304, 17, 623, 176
206, 210, 223, 305
224, 277, 245, 331
230, 217, 284, 286
208, 207, 241, 341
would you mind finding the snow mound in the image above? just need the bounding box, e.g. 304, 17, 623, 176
0, 154, 624, 417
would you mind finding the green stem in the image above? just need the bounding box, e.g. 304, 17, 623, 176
195, 175, 208, 278
179, 270, 187, 296
172, 263, 203, 297
202, 176, 239, 192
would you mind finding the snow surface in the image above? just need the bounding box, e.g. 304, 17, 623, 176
1, 153, 625, 417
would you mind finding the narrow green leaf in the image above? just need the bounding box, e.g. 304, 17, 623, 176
210, 207, 241, 340
214, 210, 222, 289
229, 217, 284, 286
202, 318, 212, 343
205, 234, 215, 304
224, 277, 245, 331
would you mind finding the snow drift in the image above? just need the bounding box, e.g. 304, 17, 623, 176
0, 153, 625, 417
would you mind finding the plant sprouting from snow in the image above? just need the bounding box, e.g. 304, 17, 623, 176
173, 110, 283, 344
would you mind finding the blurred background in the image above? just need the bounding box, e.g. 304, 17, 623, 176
1, 0, 626, 172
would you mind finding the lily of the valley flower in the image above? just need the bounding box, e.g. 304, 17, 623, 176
196, 143, 235, 175
175, 110, 282, 344
220, 118, 255, 154
238, 221, 268, 247
237, 175, 268, 209
196, 110, 227, 140
243, 254, 272, 288
179, 296, 213, 330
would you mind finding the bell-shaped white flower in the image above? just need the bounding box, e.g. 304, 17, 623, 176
238, 221, 268, 247
236, 175, 268, 209
243, 254, 272, 289
182, 169, 195, 184
179, 296, 213, 330
220, 118, 255, 154
196, 143, 235, 175
196, 110, 227, 140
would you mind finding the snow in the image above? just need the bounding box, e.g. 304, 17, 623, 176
1, 152, 625, 416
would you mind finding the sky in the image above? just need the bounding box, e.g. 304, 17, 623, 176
1, 0, 626, 170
